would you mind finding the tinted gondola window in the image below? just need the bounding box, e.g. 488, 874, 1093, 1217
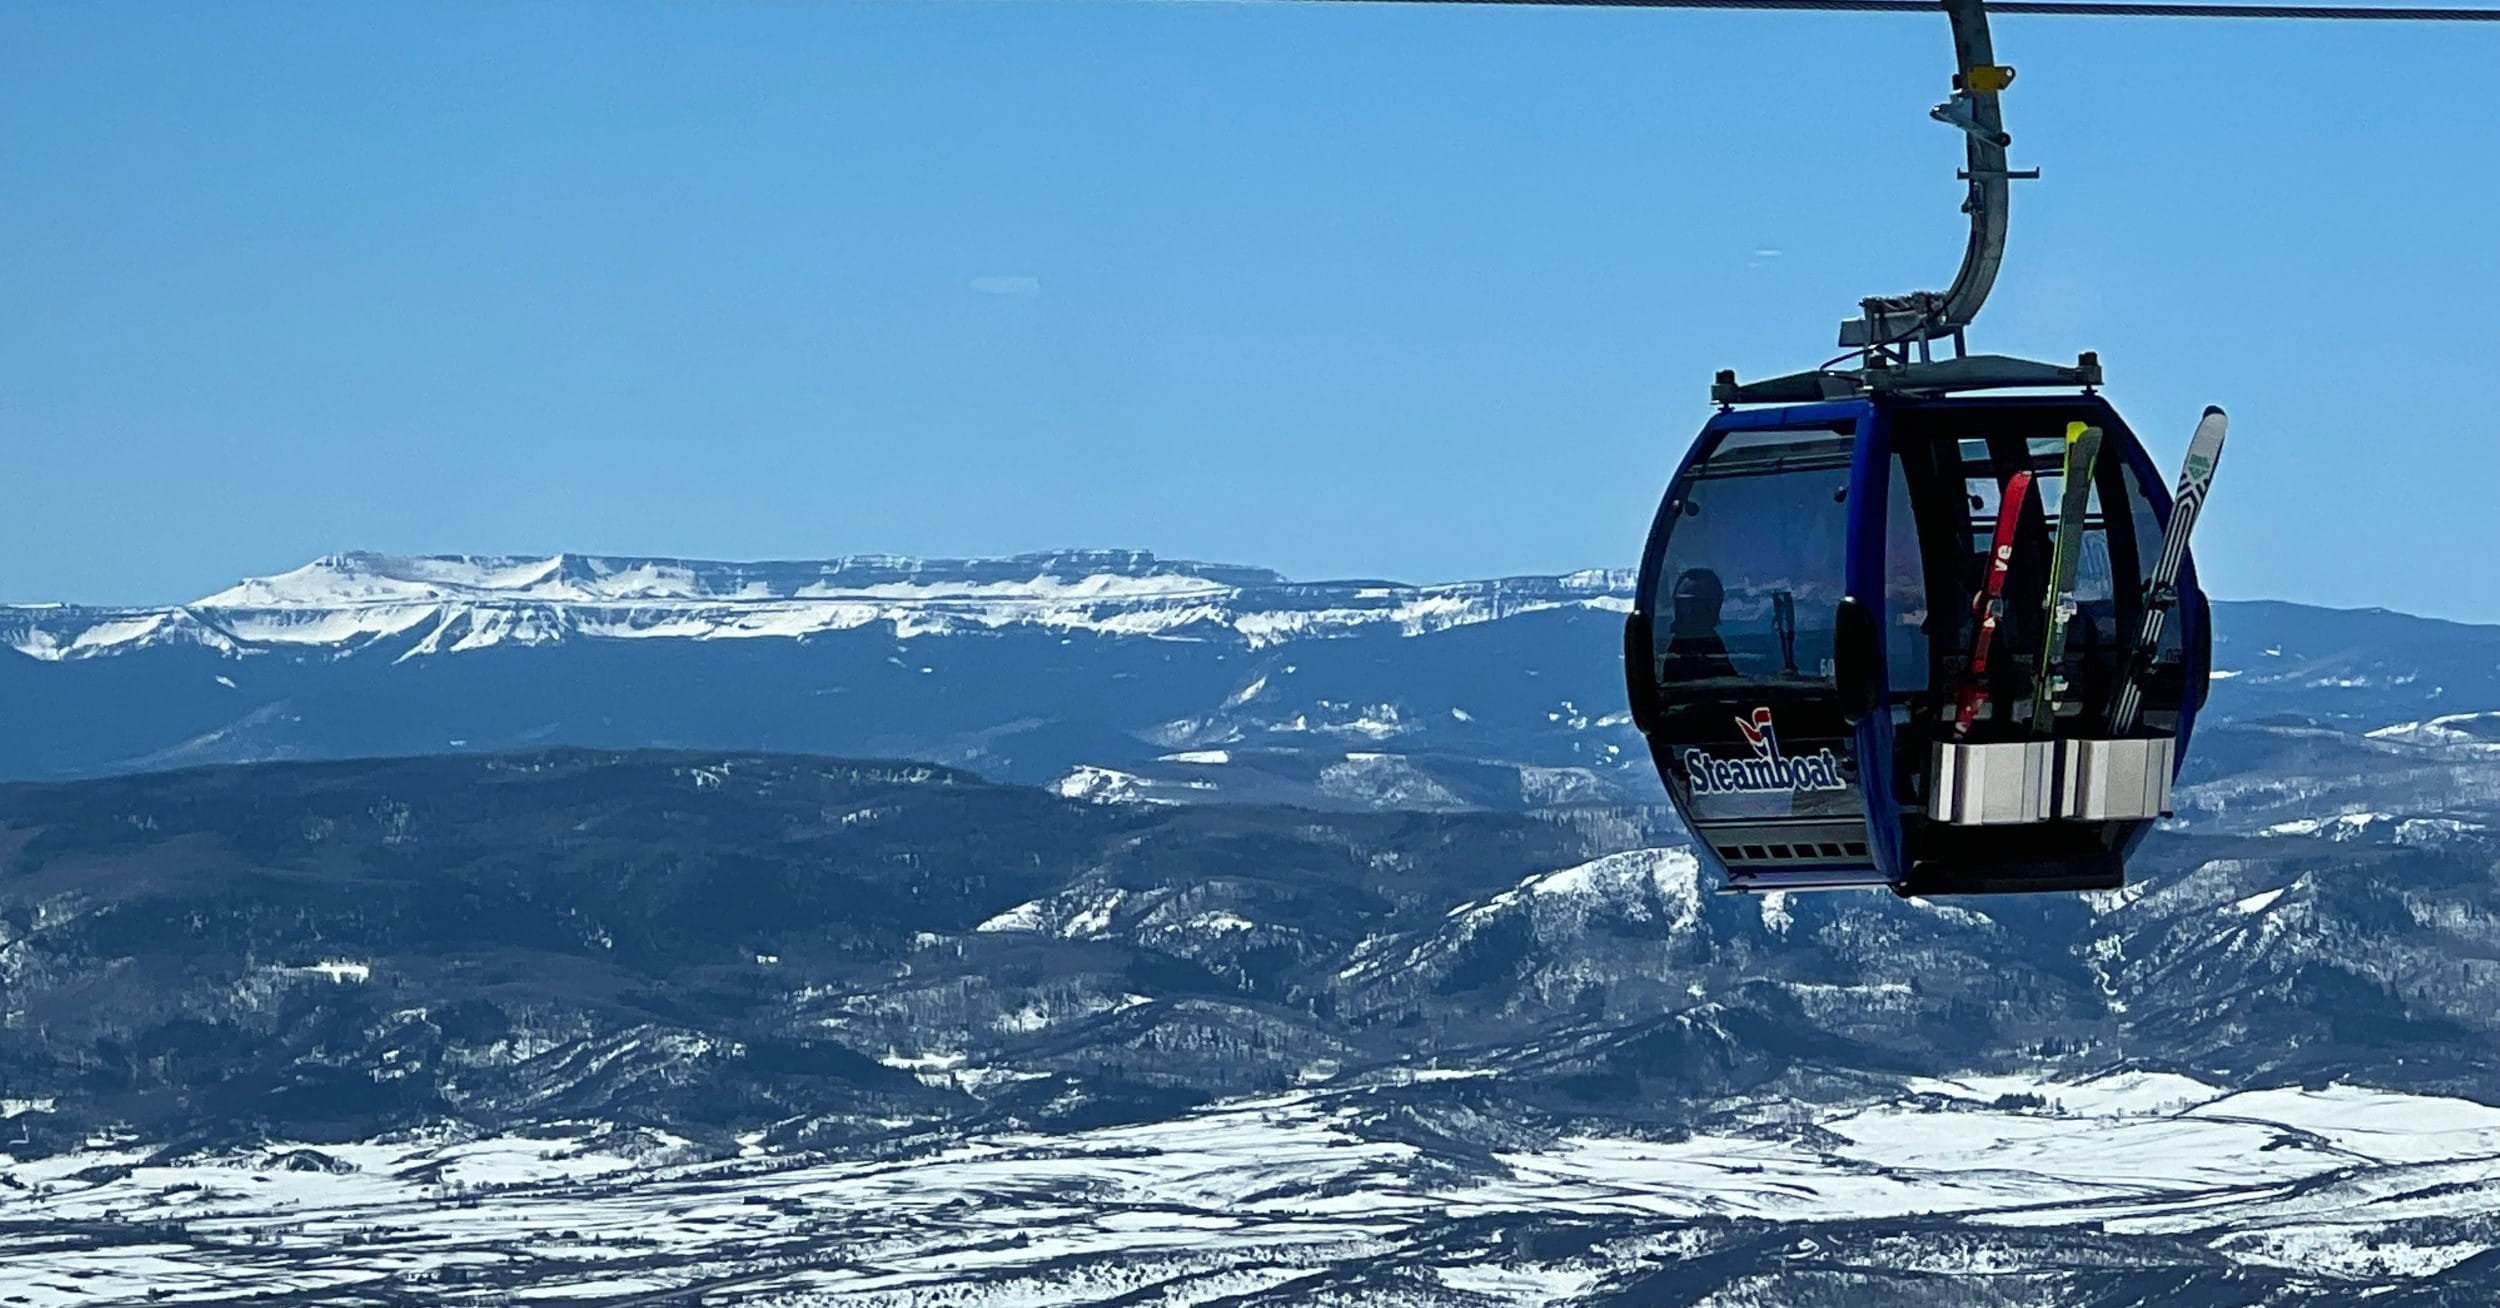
1648, 428, 1853, 691
1885, 454, 1931, 693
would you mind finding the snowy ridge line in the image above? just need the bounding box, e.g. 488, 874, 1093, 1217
0, 551, 1638, 661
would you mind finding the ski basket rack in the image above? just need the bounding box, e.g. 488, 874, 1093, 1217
1930, 736, 2175, 826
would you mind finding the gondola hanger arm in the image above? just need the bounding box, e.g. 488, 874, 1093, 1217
1838, 0, 2009, 353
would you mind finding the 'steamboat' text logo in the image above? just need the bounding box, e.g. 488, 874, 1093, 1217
1684, 707, 1848, 796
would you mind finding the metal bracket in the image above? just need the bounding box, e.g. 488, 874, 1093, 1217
1931, 93, 2011, 148
1712, 352, 2103, 406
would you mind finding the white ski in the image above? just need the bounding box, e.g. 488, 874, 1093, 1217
2107, 406, 2228, 736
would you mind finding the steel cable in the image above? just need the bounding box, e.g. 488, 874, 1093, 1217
1233, 0, 2500, 20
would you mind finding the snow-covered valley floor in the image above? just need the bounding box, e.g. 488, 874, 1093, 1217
7, 1070, 2500, 1305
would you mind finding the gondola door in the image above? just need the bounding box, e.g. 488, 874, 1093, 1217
1628, 402, 1899, 890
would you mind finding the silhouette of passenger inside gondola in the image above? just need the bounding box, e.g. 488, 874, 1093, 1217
1661, 567, 1738, 680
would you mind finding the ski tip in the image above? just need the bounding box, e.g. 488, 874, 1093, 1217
2202, 405, 2226, 418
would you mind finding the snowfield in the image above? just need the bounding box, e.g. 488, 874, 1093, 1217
7, 1071, 2500, 1304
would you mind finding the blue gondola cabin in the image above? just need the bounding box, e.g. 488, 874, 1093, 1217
1624, 393, 2209, 896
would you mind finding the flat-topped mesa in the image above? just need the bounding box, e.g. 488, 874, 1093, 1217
193, 550, 1299, 609
1, 552, 1640, 661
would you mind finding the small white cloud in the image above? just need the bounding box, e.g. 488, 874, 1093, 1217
1752, 248, 1783, 259
969, 275, 1041, 297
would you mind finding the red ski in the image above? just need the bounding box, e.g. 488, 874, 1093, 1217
1952, 470, 2037, 737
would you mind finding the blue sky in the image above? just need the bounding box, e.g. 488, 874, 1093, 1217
4, 1, 2495, 617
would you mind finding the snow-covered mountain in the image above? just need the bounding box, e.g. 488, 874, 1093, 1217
7, 551, 2497, 826
10, 554, 2500, 1302
0, 551, 1653, 802
3, 549, 1633, 660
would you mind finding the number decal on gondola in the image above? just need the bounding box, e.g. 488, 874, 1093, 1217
1685, 707, 1849, 796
